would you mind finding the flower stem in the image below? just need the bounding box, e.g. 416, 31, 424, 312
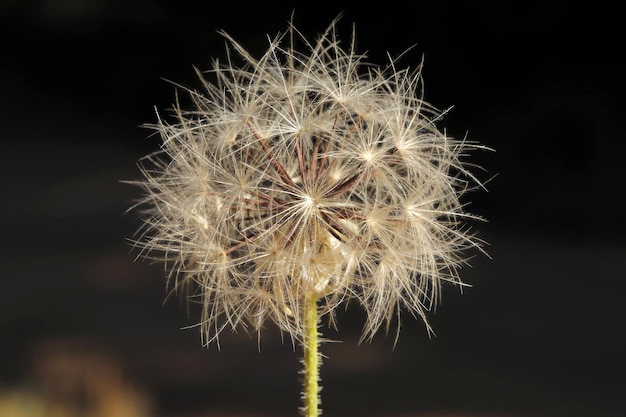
302, 291, 320, 417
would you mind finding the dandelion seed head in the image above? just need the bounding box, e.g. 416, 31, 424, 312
130, 17, 488, 345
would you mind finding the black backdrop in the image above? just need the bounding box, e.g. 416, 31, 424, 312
1, 2, 624, 417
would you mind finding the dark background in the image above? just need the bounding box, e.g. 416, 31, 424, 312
1, 1, 624, 417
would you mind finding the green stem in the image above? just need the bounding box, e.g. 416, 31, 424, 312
302, 292, 320, 417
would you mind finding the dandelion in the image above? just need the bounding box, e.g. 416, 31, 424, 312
129, 16, 488, 417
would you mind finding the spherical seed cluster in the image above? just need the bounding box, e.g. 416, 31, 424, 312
132, 20, 486, 345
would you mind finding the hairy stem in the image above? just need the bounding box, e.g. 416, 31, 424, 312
302, 291, 320, 417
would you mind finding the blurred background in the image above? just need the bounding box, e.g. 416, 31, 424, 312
1, 1, 624, 417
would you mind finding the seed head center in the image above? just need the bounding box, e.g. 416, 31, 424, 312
303, 194, 318, 209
